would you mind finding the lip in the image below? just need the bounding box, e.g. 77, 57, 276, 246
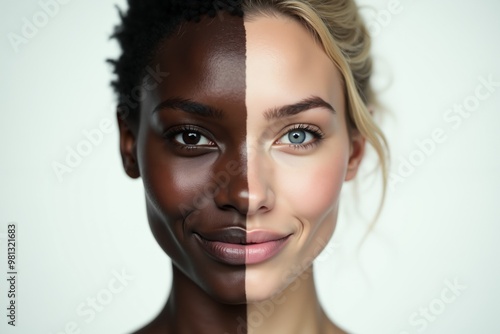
194, 228, 291, 265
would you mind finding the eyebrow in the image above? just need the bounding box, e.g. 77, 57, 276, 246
152, 97, 224, 119
264, 96, 336, 121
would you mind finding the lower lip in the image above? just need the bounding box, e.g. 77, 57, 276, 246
195, 235, 290, 266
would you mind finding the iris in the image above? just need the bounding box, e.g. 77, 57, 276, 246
288, 130, 306, 144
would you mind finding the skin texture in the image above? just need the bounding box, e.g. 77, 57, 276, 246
244, 15, 361, 334
118, 10, 364, 334
119, 13, 248, 333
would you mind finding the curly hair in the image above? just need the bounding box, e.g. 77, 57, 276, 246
107, 0, 244, 121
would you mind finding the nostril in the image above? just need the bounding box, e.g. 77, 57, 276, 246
247, 204, 272, 216
218, 201, 249, 215
213, 176, 250, 215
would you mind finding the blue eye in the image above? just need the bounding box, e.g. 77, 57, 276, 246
287, 130, 309, 144
278, 127, 318, 145
274, 124, 324, 151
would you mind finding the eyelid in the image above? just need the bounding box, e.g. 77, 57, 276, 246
162, 125, 217, 148
275, 124, 324, 142
273, 124, 325, 150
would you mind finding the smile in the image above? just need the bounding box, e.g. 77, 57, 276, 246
194, 229, 292, 266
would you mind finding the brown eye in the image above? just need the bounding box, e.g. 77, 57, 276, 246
182, 132, 201, 145
174, 131, 212, 146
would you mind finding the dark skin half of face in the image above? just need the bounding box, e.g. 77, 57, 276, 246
118, 13, 248, 334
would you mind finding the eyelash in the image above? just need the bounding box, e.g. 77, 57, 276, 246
277, 124, 325, 150
162, 125, 215, 150
162, 124, 324, 151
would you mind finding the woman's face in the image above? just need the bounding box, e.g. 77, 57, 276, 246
119, 12, 364, 304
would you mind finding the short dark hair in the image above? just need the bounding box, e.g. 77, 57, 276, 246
107, 0, 243, 120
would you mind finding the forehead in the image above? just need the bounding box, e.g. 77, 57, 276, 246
144, 11, 341, 113
244, 14, 341, 110
147, 13, 246, 105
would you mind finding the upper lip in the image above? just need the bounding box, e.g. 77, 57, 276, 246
195, 228, 291, 245
195, 228, 246, 244
246, 230, 291, 244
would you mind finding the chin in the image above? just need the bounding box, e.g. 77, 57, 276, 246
245, 264, 293, 303
245, 287, 280, 304
205, 288, 248, 305
200, 271, 248, 305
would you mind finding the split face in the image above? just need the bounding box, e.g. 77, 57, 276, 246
119, 10, 364, 326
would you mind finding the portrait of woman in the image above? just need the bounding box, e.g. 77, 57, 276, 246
110, 0, 387, 333
1, 0, 499, 333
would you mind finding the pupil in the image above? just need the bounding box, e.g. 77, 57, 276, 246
183, 132, 200, 145
288, 130, 305, 144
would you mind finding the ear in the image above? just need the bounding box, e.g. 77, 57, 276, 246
344, 129, 365, 181
117, 111, 140, 179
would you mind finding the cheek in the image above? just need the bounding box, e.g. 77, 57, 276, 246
139, 129, 218, 219
274, 142, 350, 223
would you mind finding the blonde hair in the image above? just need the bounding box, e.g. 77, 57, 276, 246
243, 0, 390, 238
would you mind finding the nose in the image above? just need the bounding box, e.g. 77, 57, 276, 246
213, 146, 275, 216
246, 145, 275, 216
212, 153, 249, 215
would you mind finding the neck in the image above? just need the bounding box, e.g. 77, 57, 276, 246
248, 265, 336, 334
139, 265, 247, 334
137, 265, 344, 334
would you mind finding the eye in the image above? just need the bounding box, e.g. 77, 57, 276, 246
174, 131, 212, 146
280, 129, 314, 145
162, 125, 216, 150
275, 125, 323, 148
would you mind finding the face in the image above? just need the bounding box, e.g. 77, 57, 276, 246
118, 12, 364, 304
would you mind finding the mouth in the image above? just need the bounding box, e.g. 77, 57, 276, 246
194, 228, 292, 266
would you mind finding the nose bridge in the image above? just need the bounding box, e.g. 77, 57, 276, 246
247, 141, 274, 215
212, 142, 249, 215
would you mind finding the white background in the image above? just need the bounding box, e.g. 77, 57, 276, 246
1, 0, 499, 333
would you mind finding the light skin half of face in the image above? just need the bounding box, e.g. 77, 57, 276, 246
244, 14, 363, 334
